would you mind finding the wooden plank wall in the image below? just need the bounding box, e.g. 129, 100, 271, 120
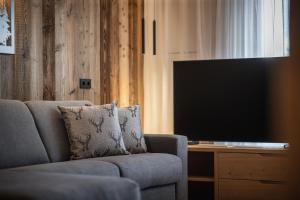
99, 0, 144, 108
55, 0, 102, 103
0, 0, 144, 110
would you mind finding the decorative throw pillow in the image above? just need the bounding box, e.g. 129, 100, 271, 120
118, 105, 147, 153
58, 102, 128, 160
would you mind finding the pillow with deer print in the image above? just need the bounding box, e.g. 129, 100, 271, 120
58, 102, 129, 160
118, 105, 147, 154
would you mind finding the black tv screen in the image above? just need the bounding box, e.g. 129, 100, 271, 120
174, 58, 286, 142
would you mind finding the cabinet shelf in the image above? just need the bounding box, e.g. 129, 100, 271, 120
189, 176, 214, 182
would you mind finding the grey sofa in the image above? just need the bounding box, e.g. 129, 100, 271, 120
0, 99, 187, 200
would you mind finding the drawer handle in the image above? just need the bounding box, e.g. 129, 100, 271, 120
259, 180, 284, 185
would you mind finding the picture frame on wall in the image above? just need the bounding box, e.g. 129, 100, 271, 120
0, 0, 15, 54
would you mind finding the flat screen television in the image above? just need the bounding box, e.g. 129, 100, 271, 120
174, 57, 287, 142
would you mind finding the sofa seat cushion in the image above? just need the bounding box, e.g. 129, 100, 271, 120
8, 159, 120, 177
95, 153, 182, 189
0, 171, 140, 200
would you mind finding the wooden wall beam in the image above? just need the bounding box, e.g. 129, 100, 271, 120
110, 0, 120, 103
100, 0, 112, 104
118, 0, 130, 107
88, 0, 101, 105
54, 0, 66, 101
0, 55, 13, 99
28, 0, 43, 100
13, 0, 29, 101
129, 0, 144, 126
43, 0, 55, 100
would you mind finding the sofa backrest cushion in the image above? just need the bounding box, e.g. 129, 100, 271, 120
25, 101, 92, 162
0, 100, 49, 169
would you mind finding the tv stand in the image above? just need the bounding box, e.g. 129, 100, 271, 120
193, 141, 288, 148
188, 141, 200, 145
188, 143, 288, 200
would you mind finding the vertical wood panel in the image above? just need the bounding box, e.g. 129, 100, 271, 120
0, 55, 13, 98
43, 0, 55, 100
118, 0, 130, 107
129, 0, 137, 105
64, 0, 75, 100
129, 0, 144, 124
28, 0, 43, 100
110, 0, 120, 103
100, 0, 112, 104
73, 0, 82, 101
54, 0, 66, 100
14, 0, 30, 101
88, 0, 101, 105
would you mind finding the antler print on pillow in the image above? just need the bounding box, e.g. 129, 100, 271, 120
120, 117, 128, 133
103, 103, 115, 117
127, 106, 138, 118
73, 133, 91, 152
70, 107, 83, 120
109, 131, 123, 149
88, 117, 104, 134
130, 129, 143, 148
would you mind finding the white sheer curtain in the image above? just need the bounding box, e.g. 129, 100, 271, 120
144, 0, 289, 134
215, 0, 288, 58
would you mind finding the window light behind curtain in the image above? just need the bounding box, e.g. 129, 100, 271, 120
144, 0, 290, 134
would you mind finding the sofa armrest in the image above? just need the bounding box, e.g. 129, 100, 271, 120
144, 134, 187, 200
144, 134, 187, 156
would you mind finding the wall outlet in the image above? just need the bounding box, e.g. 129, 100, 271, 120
80, 79, 91, 89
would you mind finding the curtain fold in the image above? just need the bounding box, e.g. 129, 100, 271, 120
144, 0, 289, 134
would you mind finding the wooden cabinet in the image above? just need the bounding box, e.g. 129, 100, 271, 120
218, 153, 287, 181
219, 179, 287, 200
188, 143, 288, 200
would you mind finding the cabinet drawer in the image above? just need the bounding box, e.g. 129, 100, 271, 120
218, 153, 287, 181
219, 179, 287, 200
